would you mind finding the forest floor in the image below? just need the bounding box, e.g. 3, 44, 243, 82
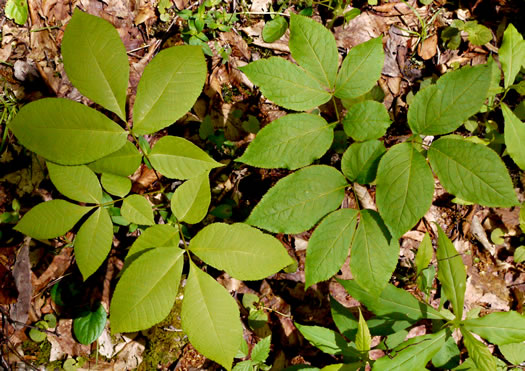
1, 0, 524, 369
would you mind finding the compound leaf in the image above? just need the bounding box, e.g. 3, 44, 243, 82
350, 209, 398, 296
88, 141, 142, 177
149, 136, 222, 180
110, 247, 184, 332
428, 136, 518, 207
246, 165, 348, 234
502, 103, 525, 170
334, 37, 384, 99
15, 200, 91, 239
289, 13, 338, 89
47, 162, 102, 203
462, 311, 525, 345
461, 328, 497, 370
408, 64, 491, 135
239, 57, 331, 111
73, 302, 107, 345
237, 113, 333, 170
436, 224, 466, 320
341, 140, 385, 184
305, 209, 358, 288
499, 23, 525, 89
343, 100, 391, 141
133, 46, 206, 135
171, 172, 210, 224
100, 173, 131, 197
121, 195, 154, 225
75, 207, 113, 280
189, 223, 293, 280
376, 142, 434, 239
181, 261, 242, 370
62, 9, 128, 120
9, 98, 127, 165
372, 330, 446, 370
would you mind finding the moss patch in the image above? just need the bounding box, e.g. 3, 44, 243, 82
138, 292, 187, 370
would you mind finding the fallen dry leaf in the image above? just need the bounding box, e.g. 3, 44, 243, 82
418, 34, 438, 60
9, 239, 31, 330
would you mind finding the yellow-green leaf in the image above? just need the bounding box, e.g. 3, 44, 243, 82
15, 200, 91, 239
75, 207, 113, 280
62, 10, 128, 120
189, 223, 293, 280
171, 172, 210, 224
121, 195, 154, 225
181, 261, 242, 370
47, 162, 102, 203
132, 46, 206, 135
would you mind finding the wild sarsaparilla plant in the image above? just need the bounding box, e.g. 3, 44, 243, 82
10, 10, 292, 369
239, 13, 525, 369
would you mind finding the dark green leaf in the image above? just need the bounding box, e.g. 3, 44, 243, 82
73, 303, 107, 345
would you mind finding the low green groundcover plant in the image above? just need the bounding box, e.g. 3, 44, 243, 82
7, 7, 525, 370
9, 10, 292, 369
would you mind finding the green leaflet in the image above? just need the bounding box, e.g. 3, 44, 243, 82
502, 103, 525, 170
73, 303, 107, 345
338, 280, 448, 321
189, 223, 293, 280
414, 232, 433, 277
372, 330, 446, 370
110, 247, 184, 333
350, 209, 398, 296
125, 224, 179, 264
61, 10, 128, 121
181, 261, 242, 370
262, 16, 288, 43
356, 309, 371, 352
237, 113, 334, 170
251, 335, 271, 363
342, 101, 391, 141
334, 37, 384, 99
376, 142, 434, 239
289, 13, 338, 89
47, 162, 102, 204
499, 342, 525, 365
295, 323, 360, 359
88, 141, 142, 177
5, 0, 28, 25
246, 165, 348, 234
149, 136, 223, 180
432, 336, 460, 369
121, 195, 155, 225
75, 207, 113, 280
132, 46, 206, 135
461, 328, 497, 370
463, 21, 492, 46
407, 64, 491, 135
341, 140, 385, 184
171, 172, 211, 224
436, 224, 466, 320
462, 311, 525, 345
239, 57, 331, 111
428, 136, 518, 207
305, 209, 359, 288
100, 173, 131, 197
15, 200, 91, 240
330, 297, 358, 339
9, 98, 127, 165
499, 24, 525, 89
